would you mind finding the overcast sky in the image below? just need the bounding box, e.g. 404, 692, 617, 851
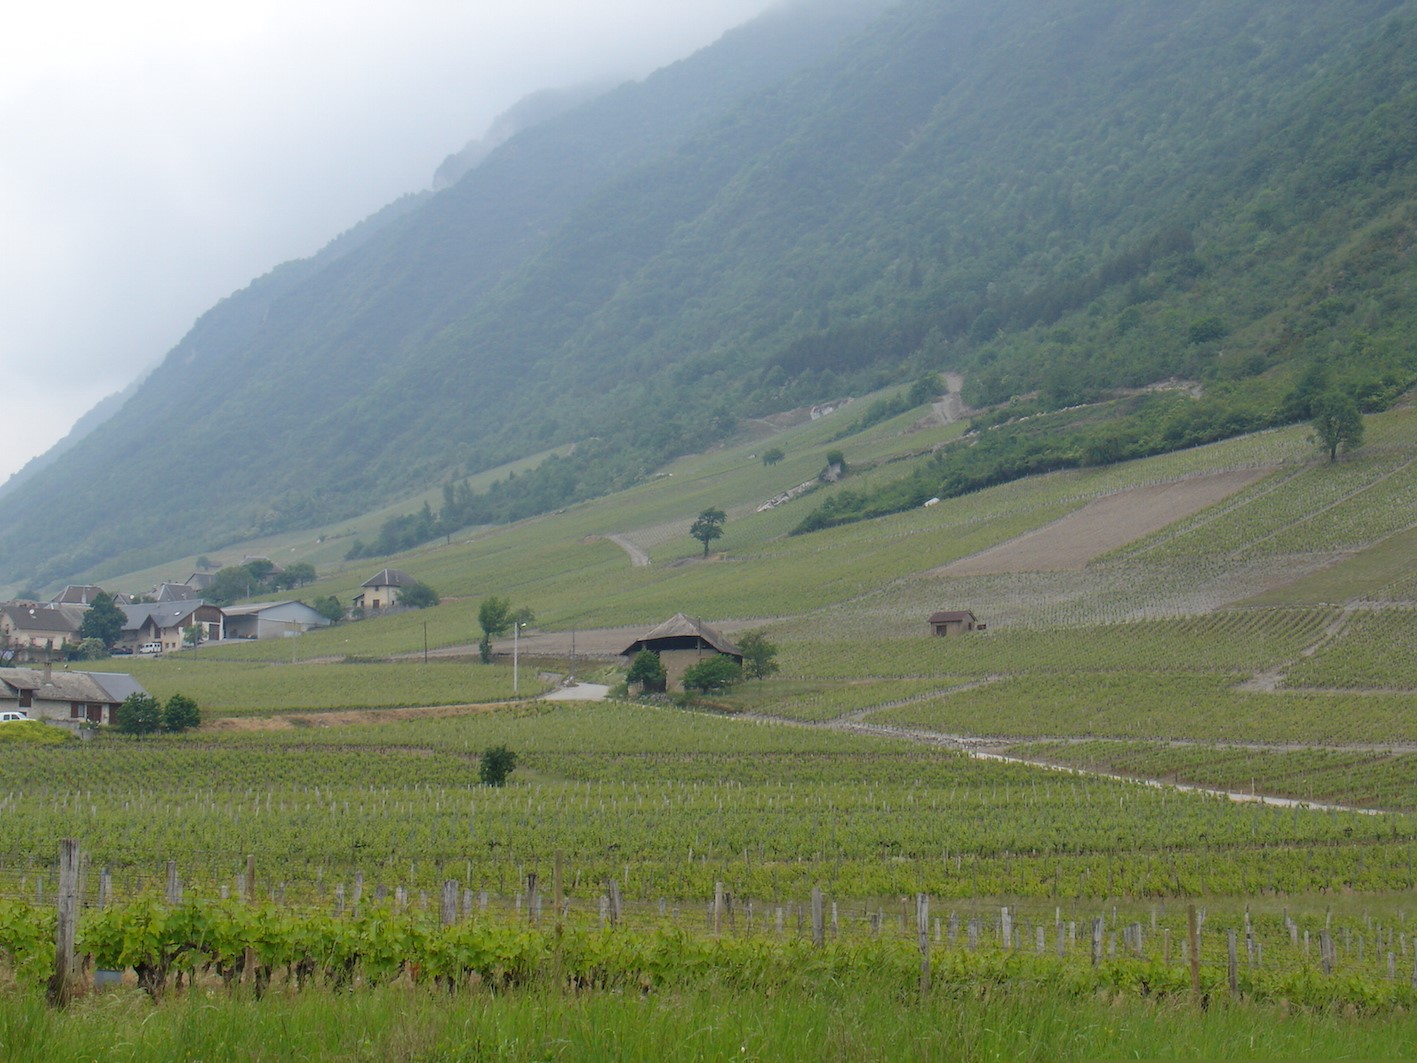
0, 0, 771, 485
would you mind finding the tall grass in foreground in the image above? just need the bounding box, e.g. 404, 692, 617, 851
2, 981, 1412, 1062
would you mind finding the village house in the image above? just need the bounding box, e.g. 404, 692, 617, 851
620, 613, 743, 691
119, 601, 226, 653
928, 610, 980, 636
0, 664, 146, 726
0, 601, 86, 660
184, 571, 218, 594
354, 569, 416, 613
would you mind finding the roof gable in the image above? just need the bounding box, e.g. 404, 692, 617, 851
1, 602, 86, 634
362, 568, 414, 589
621, 613, 741, 658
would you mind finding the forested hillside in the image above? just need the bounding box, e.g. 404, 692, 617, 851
4, 0, 1415, 589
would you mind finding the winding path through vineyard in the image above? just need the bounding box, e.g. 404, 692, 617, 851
727, 706, 1407, 815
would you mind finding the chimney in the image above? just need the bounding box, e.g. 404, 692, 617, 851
43, 659, 52, 683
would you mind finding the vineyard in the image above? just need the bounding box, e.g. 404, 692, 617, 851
4, 401, 1416, 1055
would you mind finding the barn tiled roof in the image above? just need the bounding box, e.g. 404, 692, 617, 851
929, 610, 977, 624
620, 613, 741, 657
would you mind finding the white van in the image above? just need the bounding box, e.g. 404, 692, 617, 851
0, 710, 29, 723
139, 642, 163, 655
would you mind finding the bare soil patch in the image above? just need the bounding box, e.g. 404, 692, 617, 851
933, 468, 1271, 576
205, 703, 509, 732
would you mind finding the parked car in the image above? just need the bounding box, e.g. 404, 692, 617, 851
0, 710, 29, 723
139, 642, 163, 655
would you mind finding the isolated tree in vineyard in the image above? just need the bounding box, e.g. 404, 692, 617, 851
162, 694, 201, 732
479, 745, 518, 787
1311, 392, 1364, 462
736, 630, 780, 681
478, 596, 511, 663
690, 508, 727, 557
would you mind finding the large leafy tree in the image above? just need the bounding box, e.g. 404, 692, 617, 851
476, 598, 532, 663
1311, 392, 1364, 462
681, 654, 742, 694
398, 581, 440, 609
477, 596, 511, 663
162, 694, 201, 733
77, 592, 124, 649
736, 630, 780, 681
689, 508, 727, 557
116, 693, 162, 734
479, 745, 518, 787
626, 650, 667, 693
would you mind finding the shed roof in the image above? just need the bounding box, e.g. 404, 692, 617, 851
620, 613, 741, 658
928, 610, 977, 624
221, 601, 328, 623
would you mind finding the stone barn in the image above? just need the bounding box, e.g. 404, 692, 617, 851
620, 614, 743, 691
928, 610, 979, 636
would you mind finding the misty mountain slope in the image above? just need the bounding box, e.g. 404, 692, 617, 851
4, 0, 1416, 590
0, 0, 891, 586
396, 0, 1413, 446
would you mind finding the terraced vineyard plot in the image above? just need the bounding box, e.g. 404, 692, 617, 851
1283, 609, 1417, 691
867, 674, 1417, 745
711, 678, 970, 722
1009, 741, 1417, 812
935, 470, 1271, 576
775, 609, 1338, 679
2, 704, 1411, 903
1122, 448, 1417, 563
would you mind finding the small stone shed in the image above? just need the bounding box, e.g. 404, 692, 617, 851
928, 610, 979, 636
620, 614, 743, 690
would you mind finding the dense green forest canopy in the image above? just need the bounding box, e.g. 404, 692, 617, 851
3, 0, 1416, 587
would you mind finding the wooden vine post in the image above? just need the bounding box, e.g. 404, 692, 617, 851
916, 894, 931, 997
47, 838, 80, 1008
1188, 904, 1201, 1004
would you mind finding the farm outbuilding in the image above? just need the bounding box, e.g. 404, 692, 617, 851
928, 610, 979, 636
620, 614, 743, 691
222, 601, 331, 640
